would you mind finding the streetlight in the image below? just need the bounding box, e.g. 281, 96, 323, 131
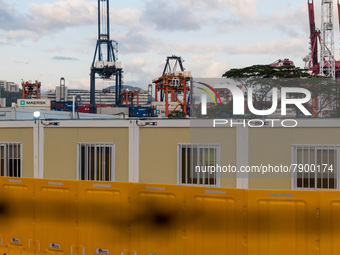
33, 111, 40, 124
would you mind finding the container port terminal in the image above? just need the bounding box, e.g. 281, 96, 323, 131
2, 1, 340, 255
3, 0, 340, 119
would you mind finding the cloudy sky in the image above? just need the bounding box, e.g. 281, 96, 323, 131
0, 0, 334, 91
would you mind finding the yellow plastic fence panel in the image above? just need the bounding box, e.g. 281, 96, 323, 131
78, 181, 130, 255
130, 183, 186, 255
0, 178, 35, 255
247, 190, 319, 255
35, 179, 78, 255
319, 191, 340, 255
185, 186, 247, 255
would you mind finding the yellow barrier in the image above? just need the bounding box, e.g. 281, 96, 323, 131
131, 183, 186, 255
0, 178, 35, 255
0, 177, 338, 255
248, 190, 319, 255
186, 186, 247, 255
319, 191, 340, 255
78, 181, 130, 255
36, 179, 78, 255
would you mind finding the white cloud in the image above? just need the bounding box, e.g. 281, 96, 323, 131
214, 1, 308, 40
113, 32, 162, 55
225, 0, 259, 19
171, 43, 226, 53
123, 57, 157, 89
6, 30, 40, 41
111, 8, 142, 30
0, 0, 142, 40
149, 41, 228, 55
67, 77, 90, 90
190, 54, 229, 78
177, 0, 259, 18
29, 0, 143, 33
29, 0, 97, 32
130, 57, 147, 66
142, 0, 201, 31
227, 38, 306, 55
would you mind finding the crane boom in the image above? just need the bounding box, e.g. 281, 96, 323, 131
89, 0, 123, 113
338, 0, 340, 34
308, 0, 318, 68
308, 0, 316, 35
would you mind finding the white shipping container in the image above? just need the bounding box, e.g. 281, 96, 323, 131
152, 102, 182, 118
17, 99, 51, 110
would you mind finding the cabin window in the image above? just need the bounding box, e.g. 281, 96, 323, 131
177, 144, 220, 186
292, 145, 338, 190
77, 143, 115, 181
0, 143, 22, 177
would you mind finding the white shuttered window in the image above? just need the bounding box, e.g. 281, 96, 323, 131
77, 143, 115, 181
177, 144, 220, 187
292, 145, 339, 190
0, 143, 22, 177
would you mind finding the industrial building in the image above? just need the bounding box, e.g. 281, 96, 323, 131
0, 98, 5, 107
0, 117, 338, 191
0, 80, 19, 92
0, 116, 340, 255
42, 87, 150, 107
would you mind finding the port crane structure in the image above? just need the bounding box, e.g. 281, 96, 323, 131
306, 0, 340, 78
153, 56, 192, 117
90, 0, 122, 113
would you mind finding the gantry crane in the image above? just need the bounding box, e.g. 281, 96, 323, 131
306, 0, 340, 78
320, 0, 335, 77
90, 0, 122, 113
307, 0, 320, 74
153, 56, 191, 117
22, 81, 41, 99
121, 90, 140, 106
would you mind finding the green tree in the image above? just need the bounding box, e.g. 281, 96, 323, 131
168, 110, 186, 119
0, 89, 23, 107
223, 65, 312, 79
222, 64, 340, 117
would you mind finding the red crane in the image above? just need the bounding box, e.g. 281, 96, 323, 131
338, 0, 340, 34
337, 0, 340, 75
307, 0, 340, 77
153, 56, 191, 117
22, 80, 41, 99
307, 0, 321, 75
120, 90, 140, 106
